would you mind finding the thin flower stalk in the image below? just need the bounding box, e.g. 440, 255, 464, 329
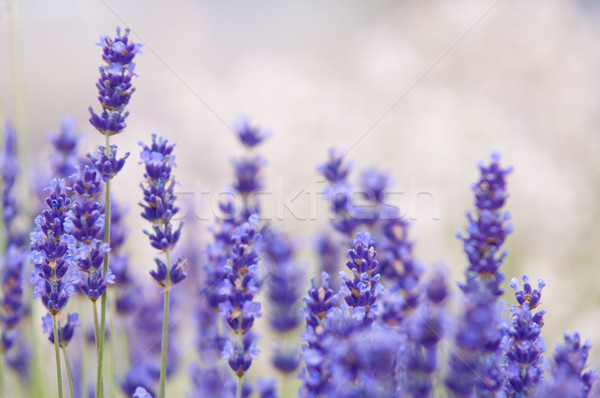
88, 26, 141, 397
139, 135, 186, 398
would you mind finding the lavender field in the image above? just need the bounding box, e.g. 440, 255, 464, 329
1, 1, 600, 397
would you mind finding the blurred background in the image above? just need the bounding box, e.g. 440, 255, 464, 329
2, 0, 600, 395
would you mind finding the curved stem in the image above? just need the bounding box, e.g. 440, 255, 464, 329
158, 250, 171, 398
97, 132, 111, 398
52, 314, 64, 398
61, 345, 75, 398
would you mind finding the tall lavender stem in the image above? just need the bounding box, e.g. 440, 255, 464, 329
88, 27, 141, 397
139, 135, 186, 398
52, 314, 63, 398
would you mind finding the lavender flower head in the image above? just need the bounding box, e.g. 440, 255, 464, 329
537, 332, 598, 398
340, 232, 381, 327
30, 179, 76, 314
219, 215, 262, 334
459, 151, 513, 296
89, 27, 142, 136
139, 134, 186, 287
65, 165, 114, 301
318, 148, 362, 235
48, 117, 81, 179
300, 272, 339, 397
1, 123, 27, 355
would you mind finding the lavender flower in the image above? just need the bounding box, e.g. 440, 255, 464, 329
219, 216, 262, 335
188, 365, 236, 398
505, 275, 547, 396
222, 333, 260, 377
48, 117, 81, 180
232, 114, 271, 148
378, 217, 423, 326
402, 269, 449, 396
340, 232, 381, 327
318, 148, 359, 235
65, 165, 114, 301
300, 272, 339, 397
139, 135, 186, 287
89, 27, 142, 136
41, 313, 80, 347
263, 226, 303, 374
315, 232, 341, 288
218, 215, 263, 386
30, 179, 76, 315
445, 291, 506, 397
88, 145, 129, 182
1, 123, 27, 361
458, 151, 513, 296
537, 333, 597, 398
447, 153, 512, 397
263, 227, 303, 333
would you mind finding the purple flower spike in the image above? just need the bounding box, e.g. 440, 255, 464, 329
139, 134, 186, 290
89, 27, 141, 136
139, 135, 179, 223
459, 152, 513, 296
341, 232, 381, 327
30, 179, 76, 315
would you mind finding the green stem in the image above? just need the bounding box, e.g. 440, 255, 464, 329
60, 345, 75, 398
93, 300, 103, 397
97, 132, 111, 398
52, 314, 64, 398
158, 251, 171, 398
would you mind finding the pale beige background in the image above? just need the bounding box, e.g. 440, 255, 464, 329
1, 0, 600, 394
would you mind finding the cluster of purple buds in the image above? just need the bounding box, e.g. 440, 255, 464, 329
139, 135, 186, 287
31, 179, 78, 315
231, 115, 269, 217
1, 123, 27, 355
66, 165, 114, 301
545, 332, 598, 396
505, 275, 547, 396
401, 269, 449, 396
378, 217, 423, 325
89, 27, 142, 136
48, 117, 81, 180
262, 226, 304, 374
300, 272, 339, 396
341, 232, 381, 327
204, 201, 243, 310
315, 232, 341, 287
222, 332, 260, 378
219, 216, 262, 376
318, 148, 358, 235
458, 151, 513, 296
41, 313, 80, 347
